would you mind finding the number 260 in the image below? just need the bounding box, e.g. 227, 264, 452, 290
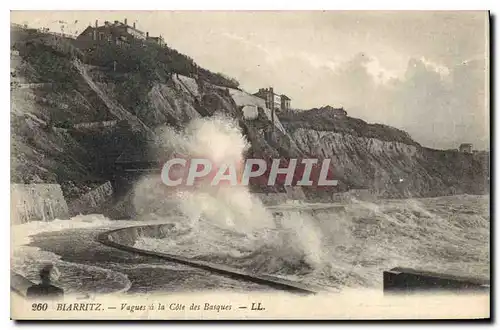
31, 303, 48, 311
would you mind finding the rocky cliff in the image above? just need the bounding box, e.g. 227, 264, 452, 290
280, 108, 489, 198
10, 26, 489, 211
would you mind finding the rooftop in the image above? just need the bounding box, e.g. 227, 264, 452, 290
88, 19, 145, 35
254, 88, 292, 101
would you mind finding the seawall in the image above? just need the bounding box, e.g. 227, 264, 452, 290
98, 224, 321, 294
332, 189, 377, 203
383, 267, 490, 293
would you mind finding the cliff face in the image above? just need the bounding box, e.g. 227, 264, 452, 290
10, 26, 489, 204
281, 109, 489, 198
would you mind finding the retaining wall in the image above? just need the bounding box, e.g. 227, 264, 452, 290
68, 181, 113, 215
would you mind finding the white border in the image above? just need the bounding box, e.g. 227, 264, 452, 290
5, 1, 499, 10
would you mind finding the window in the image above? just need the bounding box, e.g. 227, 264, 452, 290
99, 32, 104, 40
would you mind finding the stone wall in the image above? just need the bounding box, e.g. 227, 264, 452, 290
11, 184, 69, 225
73, 120, 118, 130
68, 181, 113, 215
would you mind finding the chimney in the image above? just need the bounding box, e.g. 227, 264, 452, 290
133, 22, 136, 29
124, 18, 128, 25
95, 20, 98, 28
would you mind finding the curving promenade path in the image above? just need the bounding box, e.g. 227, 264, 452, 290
98, 224, 320, 294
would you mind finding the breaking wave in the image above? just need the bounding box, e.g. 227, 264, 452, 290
134, 195, 489, 289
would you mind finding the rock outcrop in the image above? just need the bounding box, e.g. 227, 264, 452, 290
280, 109, 489, 198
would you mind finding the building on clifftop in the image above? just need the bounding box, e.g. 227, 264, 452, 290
253, 87, 292, 111
146, 32, 166, 46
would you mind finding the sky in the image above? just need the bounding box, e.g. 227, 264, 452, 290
11, 11, 489, 150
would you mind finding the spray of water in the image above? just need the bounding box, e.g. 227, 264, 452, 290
156, 115, 274, 231
130, 123, 489, 288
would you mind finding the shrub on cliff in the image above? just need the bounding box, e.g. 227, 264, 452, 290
198, 69, 240, 89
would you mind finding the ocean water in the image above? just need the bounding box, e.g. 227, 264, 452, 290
133, 194, 490, 290
11, 195, 489, 294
